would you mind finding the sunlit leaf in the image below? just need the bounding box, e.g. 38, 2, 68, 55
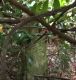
59, 0, 66, 6
0, 24, 3, 32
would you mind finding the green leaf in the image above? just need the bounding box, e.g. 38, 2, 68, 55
0, 32, 5, 46
59, 0, 66, 7
66, 0, 70, 3
53, 0, 60, 9
31, 2, 42, 14
36, 2, 43, 14
31, 3, 37, 13
13, 31, 31, 45
41, 0, 48, 13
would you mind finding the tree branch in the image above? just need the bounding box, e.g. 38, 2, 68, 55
60, 27, 76, 32
0, 17, 20, 24
8, 0, 76, 18
7, 0, 76, 44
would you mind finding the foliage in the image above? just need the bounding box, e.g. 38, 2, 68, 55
0, 0, 76, 80
12, 30, 32, 45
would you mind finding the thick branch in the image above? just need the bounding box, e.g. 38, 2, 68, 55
0, 17, 20, 24
8, 0, 76, 44
8, 0, 76, 18
60, 27, 76, 32
34, 75, 70, 80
